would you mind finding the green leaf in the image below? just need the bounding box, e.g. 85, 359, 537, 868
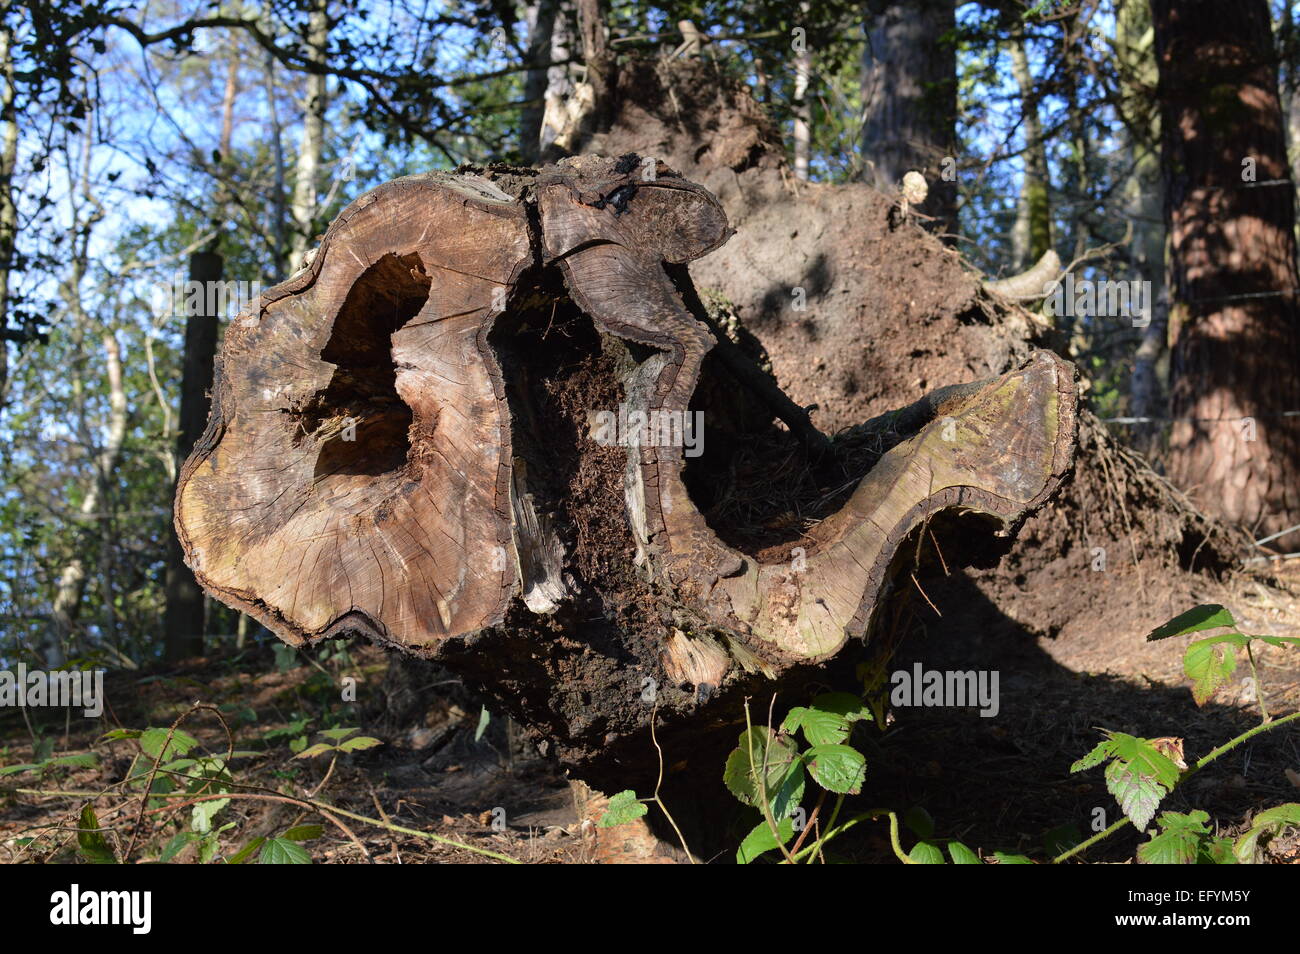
909, 840, 945, 864
736, 816, 795, 864
598, 790, 648, 828
1138, 810, 1210, 864
783, 707, 846, 746
903, 805, 935, 840
803, 744, 865, 794
948, 841, 981, 864
1255, 635, 1300, 649
191, 797, 230, 834
1042, 824, 1083, 856
338, 735, 382, 753
318, 727, 358, 742
1105, 759, 1168, 831
159, 831, 197, 863
1234, 803, 1300, 863
257, 837, 313, 864
991, 851, 1034, 864
1070, 739, 1116, 774
76, 804, 116, 864
1106, 732, 1183, 789
49, 753, 97, 769
0, 763, 39, 776
1201, 837, 1238, 865
225, 837, 265, 865
723, 727, 805, 819
1184, 635, 1246, 705
100, 728, 142, 742
139, 728, 200, 762
475, 706, 491, 742
282, 824, 324, 841
1146, 604, 1236, 641
292, 742, 336, 760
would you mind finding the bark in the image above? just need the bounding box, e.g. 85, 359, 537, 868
163, 250, 223, 661
1116, 0, 1167, 444
860, 0, 958, 235
0, 3, 16, 405
175, 159, 1077, 785
1008, 31, 1051, 272
792, 3, 811, 182
50, 332, 128, 665
1151, 0, 1300, 538
520, 0, 559, 164
289, 0, 329, 267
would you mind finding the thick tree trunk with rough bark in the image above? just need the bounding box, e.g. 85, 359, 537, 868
175, 158, 1076, 787
860, 0, 958, 235
1152, 0, 1300, 539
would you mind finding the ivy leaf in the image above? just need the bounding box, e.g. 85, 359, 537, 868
1234, 803, 1300, 863
598, 790, 648, 828
948, 841, 981, 864
736, 816, 795, 864
257, 836, 313, 864
803, 744, 865, 795
1137, 810, 1211, 864
1146, 604, 1236, 641
1183, 634, 1247, 705
909, 840, 945, 864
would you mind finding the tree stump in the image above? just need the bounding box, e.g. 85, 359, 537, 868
176, 156, 1078, 792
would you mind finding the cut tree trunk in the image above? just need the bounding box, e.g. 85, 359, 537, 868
175, 157, 1077, 789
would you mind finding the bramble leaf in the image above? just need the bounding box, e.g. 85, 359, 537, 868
736, 816, 795, 864
1234, 803, 1300, 863
723, 727, 805, 819
1183, 635, 1246, 705
598, 790, 648, 828
1146, 604, 1236, 641
803, 744, 865, 795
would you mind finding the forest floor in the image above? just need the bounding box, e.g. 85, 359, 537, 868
2, 558, 1298, 865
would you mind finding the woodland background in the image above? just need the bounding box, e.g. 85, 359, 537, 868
1, 0, 1299, 864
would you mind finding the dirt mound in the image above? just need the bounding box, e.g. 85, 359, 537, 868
585, 54, 1264, 669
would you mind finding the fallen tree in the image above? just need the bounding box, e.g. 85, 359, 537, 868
175, 155, 1077, 789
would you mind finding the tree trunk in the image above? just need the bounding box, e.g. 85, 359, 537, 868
1008, 30, 1051, 272
520, 0, 559, 164
1117, 0, 1167, 445
0, 0, 17, 406
163, 250, 223, 661
175, 159, 1077, 786
860, 0, 958, 235
1151, 0, 1300, 539
289, 0, 329, 267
